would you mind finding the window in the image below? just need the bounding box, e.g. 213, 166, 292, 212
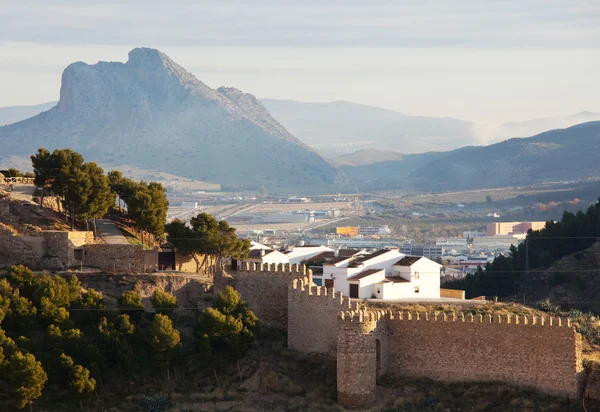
313, 278, 323, 286
414, 286, 420, 293
413, 271, 420, 279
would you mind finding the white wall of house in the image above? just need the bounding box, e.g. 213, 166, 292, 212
378, 281, 414, 299
348, 271, 386, 299
407, 259, 441, 298
324, 264, 361, 296
323, 249, 442, 300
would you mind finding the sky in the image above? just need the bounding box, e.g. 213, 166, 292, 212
0, 0, 599, 124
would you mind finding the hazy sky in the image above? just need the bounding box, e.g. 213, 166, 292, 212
1, 0, 599, 124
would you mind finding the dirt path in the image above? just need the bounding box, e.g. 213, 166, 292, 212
8, 183, 35, 203
96, 218, 129, 244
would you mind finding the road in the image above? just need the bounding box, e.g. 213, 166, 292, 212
96, 219, 129, 244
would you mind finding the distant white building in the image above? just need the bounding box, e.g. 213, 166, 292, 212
401, 243, 443, 259
463, 231, 485, 238
285, 245, 334, 264
180, 201, 198, 209
358, 225, 391, 236
316, 249, 442, 300
288, 197, 310, 203
435, 237, 468, 248
250, 241, 271, 250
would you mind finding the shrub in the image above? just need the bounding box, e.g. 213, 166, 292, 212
150, 290, 177, 317
140, 395, 169, 412
118, 290, 145, 322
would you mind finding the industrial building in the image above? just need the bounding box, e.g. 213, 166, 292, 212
486, 221, 546, 236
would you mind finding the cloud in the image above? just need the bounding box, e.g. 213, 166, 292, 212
0, 0, 598, 48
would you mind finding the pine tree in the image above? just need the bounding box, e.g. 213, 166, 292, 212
148, 314, 181, 384
117, 291, 145, 322
8, 351, 48, 410
150, 290, 177, 317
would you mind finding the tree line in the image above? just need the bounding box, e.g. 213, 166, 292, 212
0, 265, 257, 410
166, 213, 251, 272
1, 168, 35, 178
30, 148, 168, 241
445, 198, 600, 299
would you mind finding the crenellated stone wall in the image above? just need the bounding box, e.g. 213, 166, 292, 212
288, 277, 359, 354
336, 310, 584, 409
222, 265, 584, 408
220, 262, 310, 329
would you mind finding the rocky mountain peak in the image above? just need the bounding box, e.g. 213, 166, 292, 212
0, 48, 352, 192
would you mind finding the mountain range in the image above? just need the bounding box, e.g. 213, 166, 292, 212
2, 48, 600, 194
336, 121, 600, 191
0, 102, 56, 127
7, 97, 599, 160
0, 48, 352, 193
260, 99, 480, 156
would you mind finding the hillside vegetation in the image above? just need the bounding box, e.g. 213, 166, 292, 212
0, 265, 258, 410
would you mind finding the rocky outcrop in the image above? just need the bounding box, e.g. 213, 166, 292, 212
0, 48, 352, 193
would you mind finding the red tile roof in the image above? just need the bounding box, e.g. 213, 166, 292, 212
347, 269, 384, 281
394, 256, 422, 266
384, 276, 411, 283
248, 249, 275, 258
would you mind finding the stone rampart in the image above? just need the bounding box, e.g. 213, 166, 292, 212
42, 231, 94, 267
224, 262, 310, 329
83, 244, 147, 272
0, 224, 42, 268
439, 288, 465, 299
336, 310, 583, 409
288, 277, 359, 354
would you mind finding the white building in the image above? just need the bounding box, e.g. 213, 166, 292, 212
462, 231, 485, 238
180, 201, 198, 209
242, 248, 290, 265
285, 245, 334, 264
401, 243, 444, 259
358, 226, 391, 236
315, 249, 442, 300
250, 241, 271, 250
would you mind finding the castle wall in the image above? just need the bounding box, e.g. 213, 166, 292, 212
41, 231, 94, 267
0, 224, 42, 268
225, 262, 309, 329
385, 312, 582, 397
288, 278, 356, 354
336, 310, 583, 408
439, 288, 465, 299
337, 313, 378, 407
83, 244, 147, 272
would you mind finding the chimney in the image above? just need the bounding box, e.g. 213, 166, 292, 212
260, 249, 265, 257
335, 247, 340, 257
299, 240, 305, 246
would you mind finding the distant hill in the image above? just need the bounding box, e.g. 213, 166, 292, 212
497, 112, 600, 140
260, 99, 480, 156
338, 121, 600, 191
0, 48, 352, 193
0, 102, 56, 126
330, 149, 407, 167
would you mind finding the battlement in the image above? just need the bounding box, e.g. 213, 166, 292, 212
290, 277, 360, 310
338, 309, 572, 327
240, 261, 309, 275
